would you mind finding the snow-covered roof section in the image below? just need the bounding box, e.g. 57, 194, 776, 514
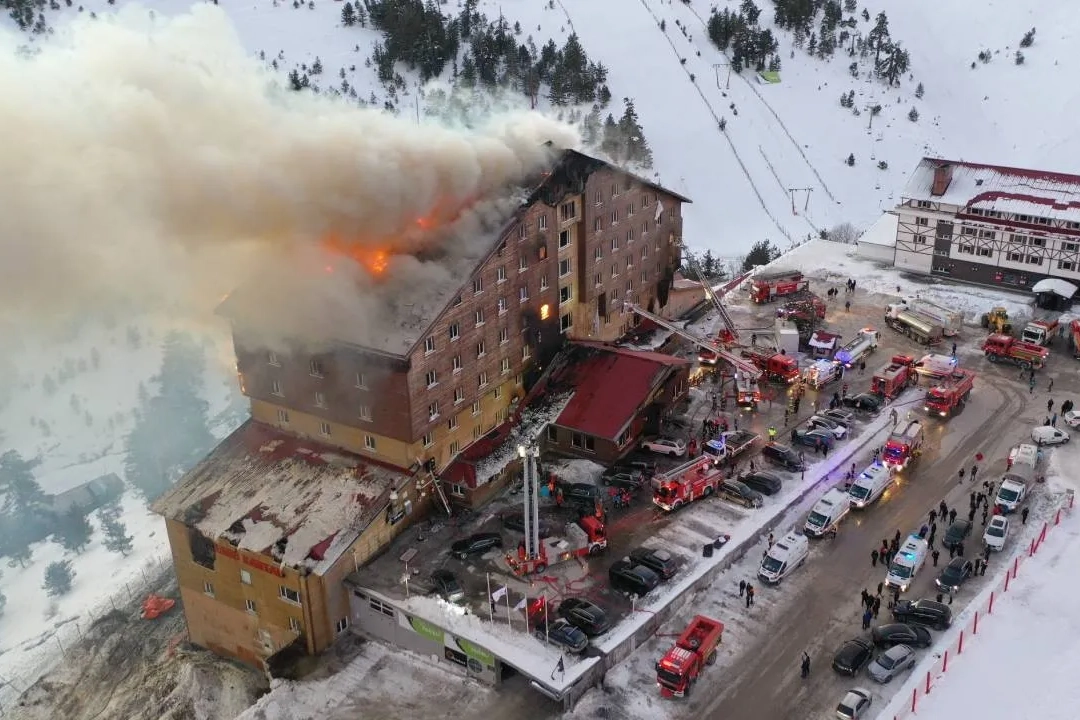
858, 213, 899, 248
152, 420, 408, 573
809, 331, 839, 349
903, 158, 1080, 222
1031, 278, 1078, 298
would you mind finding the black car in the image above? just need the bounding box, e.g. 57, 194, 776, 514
609, 559, 661, 596
605, 460, 656, 480
450, 532, 503, 559
832, 638, 874, 676
871, 623, 933, 649
822, 408, 856, 428
429, 569, 466, 603
501, 513, 554, 537
739, 471, 783, 496
557, 597, 612, 637
560, 482, 601, 506
629, 546, 679, 580
538, 619, 589, 654
761, 442, 807, 471
718, 480, 764, 508
892, 599, 952, 630
942, 519, 972, 550
602, 471, 645, 490
789, 428, 836, 450
935, 557, 974, 593
843, 393, 884, 412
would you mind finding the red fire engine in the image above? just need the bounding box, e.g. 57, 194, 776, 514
741, 349, 800, 383
923, 368, 975, 417
653, 456, 725, 511
982, 334, 1049, 369
870, 354, 917, 399
505, 516, 608, 575
750, 271, 808, 304
655, 615, 725, 697
882, 420, 924, 470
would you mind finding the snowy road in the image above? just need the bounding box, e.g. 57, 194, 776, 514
694, 354, 1073, 718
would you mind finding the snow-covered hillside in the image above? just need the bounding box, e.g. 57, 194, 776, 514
4, 0, 1078, 259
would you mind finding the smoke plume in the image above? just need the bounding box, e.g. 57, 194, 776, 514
0, 5, 579, 347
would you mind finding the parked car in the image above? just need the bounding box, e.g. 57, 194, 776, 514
450, 532, 503, 559
429, 569, 465, 604
835, 688, 873, 719
892, 599, 952, 630
718, 479, 764, 508
935, 557, 974, 593
557, 597, 612, 637
602, 471, 645, 490
942, 518, 972, 550
807, 415, 848, 439
629, 546, 679, 580
790, 427, 836, 450
608, 559, 661, 597
832, 638, 874, 676
761, 442, 807, 471
822, 408, 857, 428
1031, 426, 1070, 445
537, 618, 588, 654
560, 482, 601, 506
1064, 410, 1080, 429
843, 393, 884, 412
739, 471, 783, 496
867, 644, 916, 684
502, 513, 554, 537
641, 437, 687, 457
611, 459, 657, 478
984, 515, 1010, 551
871, 623, 932, 649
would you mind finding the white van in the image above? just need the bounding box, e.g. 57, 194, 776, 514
758, 531, 810, 585
804, 488, 851, 537
916, 353, 958, 377
995, 478, 1027, 514
885, 535, 929, 592
1009, 443, 1039, 471
847, 462, 892, 509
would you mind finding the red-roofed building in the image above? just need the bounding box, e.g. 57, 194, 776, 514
152, 420, 420, 668
895, 158, 1080, 295
542, 342, 690, 463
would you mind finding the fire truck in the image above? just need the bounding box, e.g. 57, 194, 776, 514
924, 368, 975, 417
1072, 320, 1080, 360
741, 348, 800, 383
777, 295, 826, 321
884, 306, 944, 345
505, 516, 608, 575
882, 420, 924, 470
803, 358, 843, 389
750, 270, 808, 304
653, 456, 726, 511
655, 615, 725, 697
834, 327, 880, 368
1021, 318, 1060, 346
871, 355, 917, 399
982, 334, 1050, 369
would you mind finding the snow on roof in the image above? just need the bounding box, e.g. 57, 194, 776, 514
554, 343, 690, 441
152, 420, 408, 573
470, 394, 573, 483
858, 212, 899, 248
903, 158, 1080, 223
548, 458, 604, 486
1031, 278, 1078, 298
809, 331, 839, 349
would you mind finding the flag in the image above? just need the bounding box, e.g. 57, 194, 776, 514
550, 656, 564, 680
491, 585, 507, 603
514, 596, 527, 612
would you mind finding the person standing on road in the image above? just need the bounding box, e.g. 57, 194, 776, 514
929, 509, 938, 525
1022, 507, 1030, 525
940, 500, 949, 519
801, 652, 811, 679
746, 584, 755, 607
739, 579, 747, 597
1048, 398, 1055, 414
1052, 413, 1058, 427
932, 549, 940, 567
968, 506, 977, 523
949, 508, 958, 524
1049, 378, 1055, 392
948, 543, 956, 559
871, 549, 879, 567
861, 608, 873, 630
872, 595, 881, 618
1030, 377, 1037, 394
957, 541, 965, 557
951, 342, 957, 356
958, 467, 966, 483
971, 464, 979, 482
928, 522, 937, 547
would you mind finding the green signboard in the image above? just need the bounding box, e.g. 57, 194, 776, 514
455, 637, 495, 667
408, 616, 445, 644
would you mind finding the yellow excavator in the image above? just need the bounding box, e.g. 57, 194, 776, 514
981, 306, 1013, 335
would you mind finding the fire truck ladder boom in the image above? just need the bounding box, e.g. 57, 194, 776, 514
625, 304, 761, 379
684, 252, 739, 342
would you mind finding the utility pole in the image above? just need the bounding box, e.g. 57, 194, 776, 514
787, 188, 813, 216
712, 61, 731, 90
865, 104, 879, 131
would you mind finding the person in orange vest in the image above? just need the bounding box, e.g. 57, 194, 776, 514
689, 438, 698, 457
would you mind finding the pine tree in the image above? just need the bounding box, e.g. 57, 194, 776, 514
601, 113, 623, 160
807, 32, 817, 56
618, 98, 653, 168
288, 69, 302, 91
0, 450, 47, 515
102, 516, 133, 557
741, 240, 780, 270
311, 57, 323, 75
908, 107, 919, 122
869, 11, 890, 62
341, 1, 355, 27
701, 250, 716, 278
54, 505, 93, 554
43, 559, 74, 597
915, 82, 924, 98
846, 153, 856, 166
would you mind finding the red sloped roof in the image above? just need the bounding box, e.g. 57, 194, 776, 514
555, 344, 689, 440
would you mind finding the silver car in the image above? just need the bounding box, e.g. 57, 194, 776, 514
835, 687, 873, 719
867, 644, 916, 683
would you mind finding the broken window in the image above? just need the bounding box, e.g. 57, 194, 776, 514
189, 528, 216, 570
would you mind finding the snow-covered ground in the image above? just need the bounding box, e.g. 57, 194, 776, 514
879, 446, 1080, 720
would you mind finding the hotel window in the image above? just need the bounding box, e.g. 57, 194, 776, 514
450, 441, 460, 455
271, 379, 283, 397
594, 190, 603, 205
478, 372, 489, 388
594, 246, 603, 261
454, 387, 465, 404
641, 221, 650, 236
449, 322, 460, 341
499, 327, 509, 344
279, 586, 302, 605
1026, 255, 1043, 266
424, 337, 435, 355
358, 405, 372, 421
977, 247, 993, 258
641, 245, 648, 260
277, 408, 289, 424
428, 401, 439, 420
916, 200, 931, 209
422, 432, 434, 448
978, 230, 996, 239
611, 236, 619, 251
642, 193, 651, 207
540, 275, 550, 290
319, 421, 331, 436
475, 308, 485, 326
473, 277, 484, 294
356, 372, 368, 389
365, 435, 377, 451
448, 416, 458, 430
593, 217, 602, 233
452, 355, 462, 373
559, 229, 571, 248
425, 370, 438, 388
915, 217, 929, 227
626, 256, 634, 269
559, 201, 577, 222
309, 358, 324, 377
641, 270, 648, 283
518, 255, 528, 272
1029, 237, 1046, 248
497, 266, 507, 283
517, 223, 527, 239
473, 425, 482, 439
560, 285, 573, 304
289, 617, 302, 632
314, 391, 327, 408
611, 264, 618, 279
611, 209, 619, 225
267, 351, 280, 366
538, 215, 548, 230
522, 345, 531, 360
559, 258, 571, 277
1007, 252, 1023, 262
203, 581, 214, 597
626, 280, 634, 293
1058, 261, 1076, 271
595, 272, 603, 287
560, 312, 573, 332
472, 400, 481, 415
1065, 242, 1079, 252
962, 227, 977, 236
501, 358, 511, 373
498, 297, 508, 315
519, 286, 529, 303
611, 183, 619, 197
627, 202, 635, 216
476, 341, 486, 358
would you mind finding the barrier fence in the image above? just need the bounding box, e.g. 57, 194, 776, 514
889, 491, 1074, 720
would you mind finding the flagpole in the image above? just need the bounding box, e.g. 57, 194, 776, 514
487, 573, 494, 622
506, 588, 512, 628
544, 594, 549, 641
524, 593, 529, 633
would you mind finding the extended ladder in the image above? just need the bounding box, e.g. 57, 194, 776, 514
684, 251, 740, 344
625, 304, 762, 380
